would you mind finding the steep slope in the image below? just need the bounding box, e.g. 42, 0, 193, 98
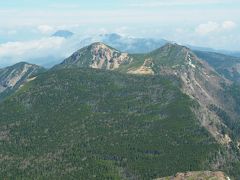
194, 50, 240, 83
0, 68, 221, 179
0, 62, 45, 101
125, 44, 240, 145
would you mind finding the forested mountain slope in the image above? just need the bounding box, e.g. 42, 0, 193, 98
53, 42, 240, 178
1, 42, 240, 179
0, 68, 221, 179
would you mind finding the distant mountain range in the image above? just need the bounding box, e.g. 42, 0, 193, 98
94, 33, 169, 54
1, 42, 240, 178
80, 33, 240, 57
0, 32, 239, 69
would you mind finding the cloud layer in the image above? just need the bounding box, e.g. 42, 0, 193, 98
0, 37, 68, 67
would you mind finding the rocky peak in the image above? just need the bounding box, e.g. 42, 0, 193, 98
55, 42, 132, 70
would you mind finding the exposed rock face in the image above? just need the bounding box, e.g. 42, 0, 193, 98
155, 171, 229, 180
0, 62, 45, 100
55, 42, 132, 70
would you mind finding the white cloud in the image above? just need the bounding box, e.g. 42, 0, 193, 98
222, 21, 237, 30
0, 37, 64, 57
0, 37, 67, 66
37, 25, 54, 34
195, 21, 237, 35
195, 21, 220, 35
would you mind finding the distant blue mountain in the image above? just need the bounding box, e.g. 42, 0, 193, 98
80, 33, 169, 54
52, 30, 74, 38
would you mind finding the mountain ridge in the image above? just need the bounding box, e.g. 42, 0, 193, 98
1, 42, 240, 178
53, 42, 239, 147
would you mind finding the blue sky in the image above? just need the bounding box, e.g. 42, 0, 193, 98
0, 0, 240, 67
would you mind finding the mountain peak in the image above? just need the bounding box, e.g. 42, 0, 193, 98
87, 42, 118, 51
54, 42, 131, 70
161, 42, 189, 51
147, 42, 196, 67
4, 62, 43, 71
12, 61, 34, 67
89, 41, 108, 47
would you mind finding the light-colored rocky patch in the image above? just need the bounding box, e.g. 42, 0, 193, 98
6, 64, 32, 87
89, 43, 131, 70
186, 52, 196, 69
26, 76, 37, 82
128, 58, 154, 75
19, 76, 37, 89
155, 171, 229, 180
237, 141, 240, 150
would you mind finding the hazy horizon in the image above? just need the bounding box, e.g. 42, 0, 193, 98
0, 0, 240, 67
